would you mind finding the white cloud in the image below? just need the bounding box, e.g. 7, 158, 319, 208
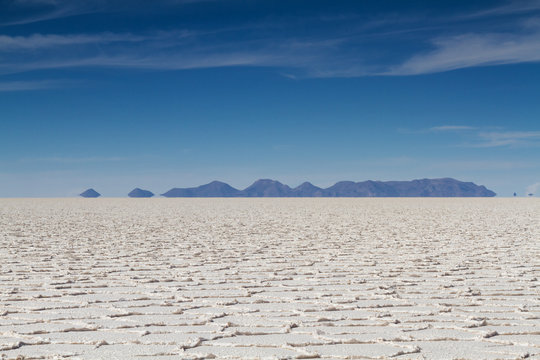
0, 80, 71, 91
430, 125, 476, 132
474, 131, 540, 147
3, 3, 540, 78
1, 0, 221, 26
0, 31, 342, 76
432, 160, 539, 171
0, 33, 148, 51
20, 156, 128, 163
413, 126, 540, 148
386, 31, 540, 75
2, 28, 540, 78
461, 0, 540, 19
1, 1, 103, 26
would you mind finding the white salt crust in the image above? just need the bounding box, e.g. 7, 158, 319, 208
0, 198, 538, 359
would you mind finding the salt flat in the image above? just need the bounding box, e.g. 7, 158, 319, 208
0, 198, 538, 360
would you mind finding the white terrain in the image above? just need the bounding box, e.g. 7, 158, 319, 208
0, 198, 538, 359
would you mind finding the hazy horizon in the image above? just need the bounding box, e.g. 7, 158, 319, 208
0, 177, 514, 198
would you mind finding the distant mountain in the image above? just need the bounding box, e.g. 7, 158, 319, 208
80, 189, 101, 198
161, 178, 496, 197
161, 181, 241, 197
128, 188, 154, 198
241, 179, 292, 197
292, 181, 325, 197
383, 178, 495, 197
324, 180, 397, 197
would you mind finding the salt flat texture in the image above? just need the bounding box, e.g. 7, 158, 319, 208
0, 198, 538, 360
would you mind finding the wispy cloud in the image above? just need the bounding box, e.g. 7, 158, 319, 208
460, 0, 540, 19
1, 0, 221, 26
3, 2, 540, 78
432, 160, 539, 171
3, 28, 540, 78
0, 31, 344, 76
399, 125, 477, 135
21, 156, 128, 163
410, 126, 540, 148
0, 79, 73, 91
386, 30, 540, 75
0, 33, 149, 51
473, 131, 540, 147
1, 1, 104, 26
429, 125, 476, 132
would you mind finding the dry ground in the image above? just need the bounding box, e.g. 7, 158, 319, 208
0, 198, 538, 359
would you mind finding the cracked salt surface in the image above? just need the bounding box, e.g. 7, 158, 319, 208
0, 198, 538, 359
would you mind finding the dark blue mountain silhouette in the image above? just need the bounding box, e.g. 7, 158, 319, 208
161, 178, 495, 197
292, 181, 325, 197
240, 179, 292, 197
128, 188, 154, 198
80, 189, 101, 198
161, 181, 241, 197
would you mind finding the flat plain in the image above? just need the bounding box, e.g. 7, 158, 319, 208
0, 198, 538, 359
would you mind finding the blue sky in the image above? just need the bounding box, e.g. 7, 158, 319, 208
1, 0, 539, 197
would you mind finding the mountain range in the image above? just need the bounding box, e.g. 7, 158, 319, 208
161, 178, 496, 197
